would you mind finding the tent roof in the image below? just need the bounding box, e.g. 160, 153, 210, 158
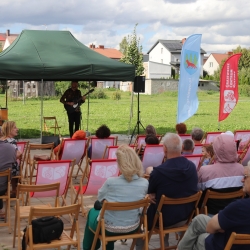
0, 30, 135, 81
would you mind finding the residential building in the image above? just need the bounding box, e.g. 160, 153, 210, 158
203, 52, 232, 75
1, 29, 19, 50
147, 38, 206, 77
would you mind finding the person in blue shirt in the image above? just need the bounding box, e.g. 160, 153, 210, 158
177, 165, 250, 250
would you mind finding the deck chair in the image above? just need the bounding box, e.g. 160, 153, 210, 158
200, 188, 244, 215
148, 191, 202, 250
73, 159, 119, 216
89, 136, 118, 160
234, 130, 250, 151
134, 134, 162, 151
25, 142, 54, 182
24, 204, 81, 250
193, 144, 203, 154
16, 141, 29, 183
184, 154, 204, 170
43, 116, 61, 136
57, 138, 89, 176
30, 160, 74, 206
224, 232, 250, 250
204, 131, 222, 144
103, 145, 136, 159
13, 182, 60, 249
238, 145, 250, 166
141, 145, 165, 172
90, 198, 149, 250
178, 134, 192, 142
0, 169, 11, 233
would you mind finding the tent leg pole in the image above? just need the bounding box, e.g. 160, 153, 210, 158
40, 79, 44, 143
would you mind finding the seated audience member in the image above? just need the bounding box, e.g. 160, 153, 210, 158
145, 124, 157, 136
201, 144, 214, 166
175, 123, 187, 135
177, 165, 250, 250
145, 134, 160, 145
82, 144, 148, 250
88, 124, 111, 158
139, 133, 198, 249
53, 130, 86, 159
198, 133, 244, 215
0, 140, 16, 218
191, 127, 204, 144
0, 121, 22, 197
182, 139, 194, 155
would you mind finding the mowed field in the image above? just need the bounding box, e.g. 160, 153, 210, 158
1, 90, 250, 138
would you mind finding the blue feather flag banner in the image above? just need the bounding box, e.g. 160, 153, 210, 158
177, 34, 202, 123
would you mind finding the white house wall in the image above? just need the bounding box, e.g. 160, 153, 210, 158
203, 55, 219, 75
148, 61, 171, 79
149, 43, 171, 64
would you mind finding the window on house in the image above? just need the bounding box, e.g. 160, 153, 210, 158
161, 48, 163, 54
209, 62, 213, 67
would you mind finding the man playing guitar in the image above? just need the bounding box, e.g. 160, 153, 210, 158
60, 81, 86, 138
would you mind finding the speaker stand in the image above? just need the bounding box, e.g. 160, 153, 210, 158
129, 92, 145, 144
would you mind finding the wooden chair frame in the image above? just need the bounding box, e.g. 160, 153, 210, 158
200, 188, 244, 215
90, 198, 149, 250
13, 182, 60, 250
224, 232, 250, 250
16, 141, 29, 184
148, 191, 202, 250
24, 204, 81, 250
0, 169, 11, 233
43, 116, 61, 136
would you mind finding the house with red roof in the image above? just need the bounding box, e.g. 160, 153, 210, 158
203, 52, 233, 75
89, 44, 123, 60
2, 30, 19, 50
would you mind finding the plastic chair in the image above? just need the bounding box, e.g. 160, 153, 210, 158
57, 138, 89, 176
89, 136, 118, 160
13, 182, 60, 249
90, 198, 149, 250
30, 160, 74, 206
0, 169, 11, 233
200, 188, 244, 215
224, 232, 250, 250
24, 204, 81, 250
204, 131, 222, 144
141, 145, 165, 172
178, 134, 192, 142
43, 116, 61, 136
73, 159, 119, 216
184, 154, 204, 170
148, 191, 202, 250
234, 130, 250, 151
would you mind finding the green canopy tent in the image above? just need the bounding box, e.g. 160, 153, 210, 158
0, 30, 135, 139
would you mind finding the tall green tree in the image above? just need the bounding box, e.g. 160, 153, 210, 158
120, 24, 144, 76
119, 36, 128, 56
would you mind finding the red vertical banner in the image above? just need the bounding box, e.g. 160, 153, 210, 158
219, 53, 242, 122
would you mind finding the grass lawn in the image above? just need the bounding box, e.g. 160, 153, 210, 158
1, 89, 250, 139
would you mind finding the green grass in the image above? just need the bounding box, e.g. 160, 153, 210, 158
1, 89, 250, 139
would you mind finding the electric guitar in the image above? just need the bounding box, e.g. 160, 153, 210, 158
64, 88, 94, 113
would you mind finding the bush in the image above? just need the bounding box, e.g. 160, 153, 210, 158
112, 91, 121, 100
90, 89, 108, 99
239, 85, 250, 97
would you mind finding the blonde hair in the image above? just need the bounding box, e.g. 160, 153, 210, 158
1, 121, 16, 138
116, 144, 144, 182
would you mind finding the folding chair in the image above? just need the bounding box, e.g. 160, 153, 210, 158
134, 134, 162, 151
193, 143, 203, 154
89, 136, 118, 160
234, 130, 250, 151
90, 198, 149, 250
184, 154, 204, 170
238, 145, 250, 166
25, 204, 81, 250
43, 116, 61, 136
16, 141, 29, 183
56, 138, 89, 177
204, 131, 222, 144
148, 191, 202, 250
141, 145, 165, 172
224, 232, 250, 250
0, 169, 11, 233
73, 159, 119, 216
200, 188, 244, 215
13, 182, 60, 249
178, 134, 192, 142
30, 160, 74, 206
25, 143, 54, 182
103, 145, 119, 159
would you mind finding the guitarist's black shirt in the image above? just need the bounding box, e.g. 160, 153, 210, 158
60, 88, 84, 113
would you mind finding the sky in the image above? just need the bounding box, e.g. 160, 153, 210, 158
1, 0, 250, 56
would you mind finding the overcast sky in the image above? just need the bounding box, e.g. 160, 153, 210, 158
1, 0, 250, 55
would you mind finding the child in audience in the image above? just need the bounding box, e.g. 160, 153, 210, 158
201, 144, 214, 166
145, 134, 160, 145
145, 124, 157, 136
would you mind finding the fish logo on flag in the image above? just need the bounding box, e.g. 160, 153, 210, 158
177, 34, 202, 123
